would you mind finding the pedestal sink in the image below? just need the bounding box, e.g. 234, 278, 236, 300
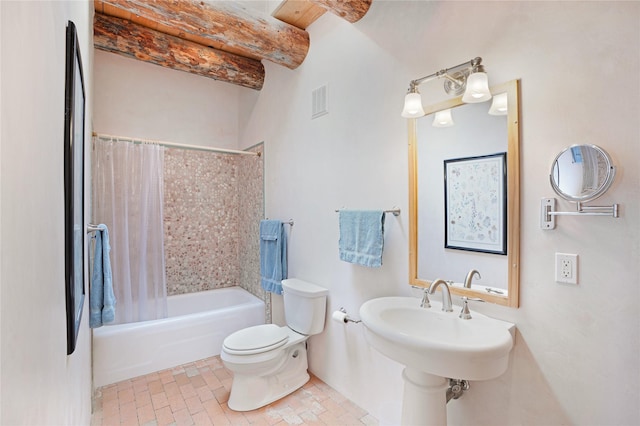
359, 296, 515, 425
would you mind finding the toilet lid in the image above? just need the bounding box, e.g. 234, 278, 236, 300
223, 324, 289, 355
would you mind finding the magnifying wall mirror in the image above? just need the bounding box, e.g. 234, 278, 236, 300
550, 144, 616, 202
408, 80, 520, 307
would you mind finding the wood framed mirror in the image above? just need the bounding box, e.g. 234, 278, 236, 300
408, 80, 520, 307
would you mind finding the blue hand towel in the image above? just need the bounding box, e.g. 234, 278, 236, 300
260, 220, 288, 295
339, 210, 386, 268
90, 224, 116, 328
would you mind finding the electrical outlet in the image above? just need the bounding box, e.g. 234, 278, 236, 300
555, 253, 578, 284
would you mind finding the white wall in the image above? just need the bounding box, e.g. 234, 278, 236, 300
0, 1, 93, 424
93, 50, 244, 149
238, 2, 640, 425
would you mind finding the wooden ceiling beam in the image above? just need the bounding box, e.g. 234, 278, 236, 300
272, 0, 372, 29
95, 0, 310, 69
272, 0, 326, 29
309, 0, 372, 23
94, 13, 265, 90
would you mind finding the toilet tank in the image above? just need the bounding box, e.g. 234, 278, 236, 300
281, 278, 328, 336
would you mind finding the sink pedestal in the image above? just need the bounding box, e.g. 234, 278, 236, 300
401, 368, 448, 426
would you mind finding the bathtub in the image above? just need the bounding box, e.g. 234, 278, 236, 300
93, 286, 265, 388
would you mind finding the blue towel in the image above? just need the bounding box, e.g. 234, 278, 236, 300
260, 220, 288, 295
339, 210, 386, 268
90, 224, 116, 328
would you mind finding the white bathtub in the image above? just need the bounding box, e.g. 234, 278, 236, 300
92, 286, 265, 388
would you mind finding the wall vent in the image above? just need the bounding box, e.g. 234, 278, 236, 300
312, 84, 328, 119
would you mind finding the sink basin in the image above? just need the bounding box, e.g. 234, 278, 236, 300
359, 296, 515, 380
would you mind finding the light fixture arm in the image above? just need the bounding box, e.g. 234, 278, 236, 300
407, 57, 483, 91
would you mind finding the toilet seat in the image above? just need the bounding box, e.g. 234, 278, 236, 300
223, 324, 289, 355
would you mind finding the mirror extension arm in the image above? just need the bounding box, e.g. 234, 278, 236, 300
540, 198, 619, 230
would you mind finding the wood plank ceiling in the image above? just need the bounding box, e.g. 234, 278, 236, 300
94, 0, 373, 90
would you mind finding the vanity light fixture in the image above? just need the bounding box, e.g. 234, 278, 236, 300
401, 57, 492, 118
432, 109, 454, 127
488, 92, 508, 115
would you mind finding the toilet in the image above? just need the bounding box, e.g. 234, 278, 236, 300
220, 278, 328, 412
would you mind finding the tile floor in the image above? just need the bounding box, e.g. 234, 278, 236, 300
91, 355, 379, 426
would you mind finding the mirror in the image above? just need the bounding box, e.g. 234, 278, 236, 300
550, 144, 615, 202
408, 80, 520, 307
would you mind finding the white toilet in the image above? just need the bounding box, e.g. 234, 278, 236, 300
220, 278, 328, 411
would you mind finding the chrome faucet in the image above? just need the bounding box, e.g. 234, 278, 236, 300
464, 269, 481, 288
428, 279, 453, 312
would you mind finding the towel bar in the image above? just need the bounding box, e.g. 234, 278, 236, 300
335, 208, 401, 217
265, 219, 294, 226
86, 223, 101, 234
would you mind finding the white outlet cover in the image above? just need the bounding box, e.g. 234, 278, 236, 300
555, 253, 578, 284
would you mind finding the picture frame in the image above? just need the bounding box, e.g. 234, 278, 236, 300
444, 153, 507, 255
64, 21, 86, 355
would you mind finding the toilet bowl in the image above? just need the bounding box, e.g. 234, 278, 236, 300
220, 278, 328, 411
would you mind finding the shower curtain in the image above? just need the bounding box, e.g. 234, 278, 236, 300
92, 137, 168, 324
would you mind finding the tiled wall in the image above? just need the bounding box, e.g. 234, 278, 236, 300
163, 145, 265, 319
237, 144, 269, 322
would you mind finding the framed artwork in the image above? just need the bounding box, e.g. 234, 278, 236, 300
444, 153, 507, 255
64, 21, 86, 355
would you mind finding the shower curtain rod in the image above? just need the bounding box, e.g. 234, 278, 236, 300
92, 132, 261, 157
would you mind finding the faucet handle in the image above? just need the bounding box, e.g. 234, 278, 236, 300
459, 297, 472, 320
462, 296, 485, 302
410, 285, 431, 308
420, 288, 431, 308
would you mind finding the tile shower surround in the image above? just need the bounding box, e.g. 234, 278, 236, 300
163, 144, 267, 318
